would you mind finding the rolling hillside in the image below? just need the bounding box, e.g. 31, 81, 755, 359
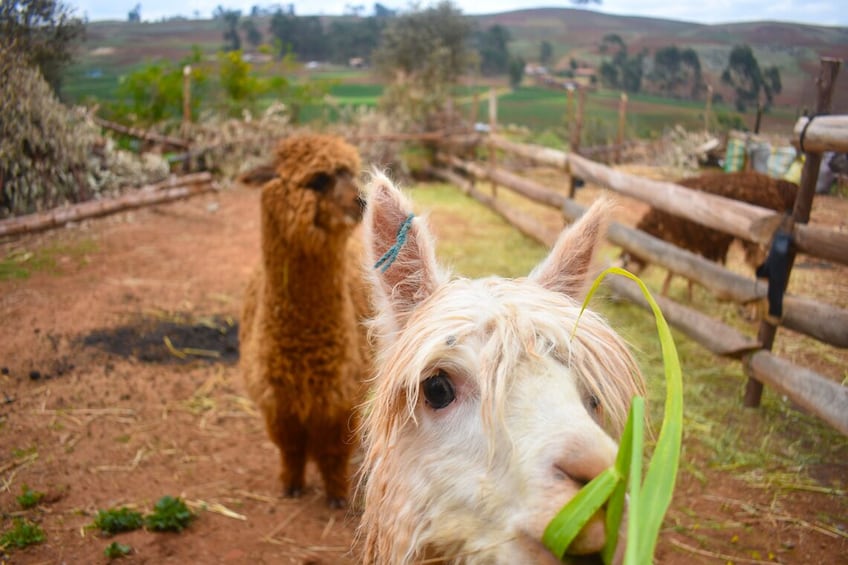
69, 8, 848, 113
476, 8, 848, 112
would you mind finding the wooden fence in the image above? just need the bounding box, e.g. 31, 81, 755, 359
431, 58, 848, 435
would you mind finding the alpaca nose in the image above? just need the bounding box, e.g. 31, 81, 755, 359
555, 439, 617, 486
553, 438, 618, 555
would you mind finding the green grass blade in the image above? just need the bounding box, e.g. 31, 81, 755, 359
604, 269, 683, 563
623, 395, 646, 564
542, 467, 620, 559
566, 266, 683, 563
601, 396, 644, 564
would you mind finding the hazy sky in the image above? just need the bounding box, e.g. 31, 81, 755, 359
71, 0, 848, 27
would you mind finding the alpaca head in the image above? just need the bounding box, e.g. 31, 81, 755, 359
358, 173, 645, 564
261, 134, 364, 250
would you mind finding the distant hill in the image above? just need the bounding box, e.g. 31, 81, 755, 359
74, 8, 848, 112
475, 8, 848, 112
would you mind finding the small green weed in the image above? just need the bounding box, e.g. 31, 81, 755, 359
145, 496, 194, 532
16, 485, 45, 509
11, 446, 37, 459
0, 519, 45, 549
93, 507, 145, 534
0, 239, 98, 281
104, 541, 132, 559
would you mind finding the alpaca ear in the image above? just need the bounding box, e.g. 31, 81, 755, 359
364, 172, 445, 330
530, 198, 612, 298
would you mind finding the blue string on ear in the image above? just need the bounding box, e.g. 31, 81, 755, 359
374, 213, 415, 272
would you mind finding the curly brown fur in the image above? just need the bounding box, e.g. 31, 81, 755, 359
627, 171, 799, 295
240, 133, 372, 507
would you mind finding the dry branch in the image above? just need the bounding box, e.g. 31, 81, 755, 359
0, 174, 215, 239
94, 117, 190, 149
793, 115, 848, 153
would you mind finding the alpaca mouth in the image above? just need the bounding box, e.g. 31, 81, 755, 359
515, 531, 564, 565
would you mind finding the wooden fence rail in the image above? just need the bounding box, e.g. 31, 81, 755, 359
0, 173, 216, 238
792, 115, 848, 153
488, 135, 848, 266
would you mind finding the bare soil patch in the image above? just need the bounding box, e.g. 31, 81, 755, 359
1, 182, 845, 564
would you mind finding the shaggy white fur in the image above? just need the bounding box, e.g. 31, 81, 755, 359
357, 173, 645, 564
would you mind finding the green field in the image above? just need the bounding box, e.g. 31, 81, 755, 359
62, 55, 792, 142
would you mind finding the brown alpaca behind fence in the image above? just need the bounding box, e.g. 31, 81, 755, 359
628, 170, 799, 296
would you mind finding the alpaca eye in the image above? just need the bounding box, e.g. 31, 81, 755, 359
307, 172, 333, 192
422, 370, 455, 410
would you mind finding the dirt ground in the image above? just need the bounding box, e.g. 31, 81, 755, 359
1, 181, 846, 564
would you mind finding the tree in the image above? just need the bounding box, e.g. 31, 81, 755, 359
680, 47, 706, 99
539, 40, 553, 67
650, 45, 703, 99
218, 50, 263, 115
373, 1, 474, 125
344, 3, 365, 16
112, 47, 207, 125
0, 0, 86, 95
597, 34, 644, 94
476, 24, 511, 75
269, 11, 328, 61
327, 16, 383, 65
213, 6, 242, 52
127, 3, 141, 22
721, 44, 781, 112
373, 3, 396, 17
241, 18, 262, 49
508, 56, 525, 89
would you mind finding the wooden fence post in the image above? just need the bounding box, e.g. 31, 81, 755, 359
182, 65, 192, 137
705, 84, 713, 133
743, 57, 842, 407
488, 88, 498, 198
569, 87, 586, 198
616, 92, 628, 163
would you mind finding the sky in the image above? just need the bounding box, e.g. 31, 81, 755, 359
70, 0, 848, 27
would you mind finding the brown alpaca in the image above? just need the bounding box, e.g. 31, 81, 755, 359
240, 133, 371, 508
627, 171, 799, 297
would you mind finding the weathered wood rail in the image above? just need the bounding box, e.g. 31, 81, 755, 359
0, 173, 216, 239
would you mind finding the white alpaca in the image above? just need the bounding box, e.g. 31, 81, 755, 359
357, 173, 645, 564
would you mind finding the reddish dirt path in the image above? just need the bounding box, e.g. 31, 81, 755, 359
1, 183, 846, 564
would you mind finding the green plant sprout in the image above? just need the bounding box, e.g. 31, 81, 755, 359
543, 267, 683, 563
145, 496, 194, 532
16, 484, 45, 509
93, 507, 145, 535
1, 519, 45, 549
104, 541, 133, 559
